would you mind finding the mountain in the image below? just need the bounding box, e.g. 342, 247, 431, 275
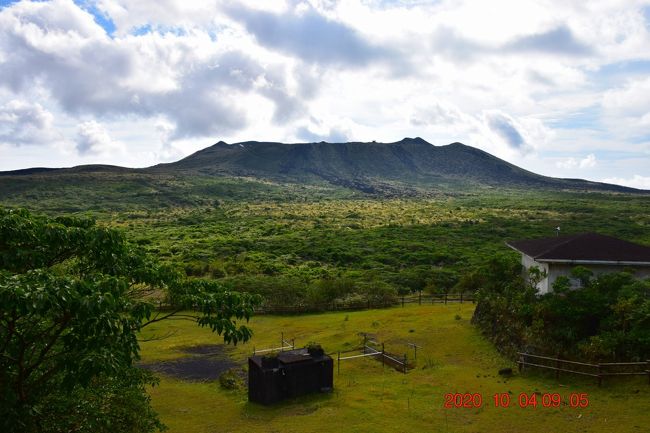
0, 138, 643, 211
149, 137, 637, 193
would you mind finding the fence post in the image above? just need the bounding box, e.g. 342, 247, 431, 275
555, 358, 560, 380
444, 293, 448, 304
401, 296, 404, 308
367, 298, 371, 310
338, 351, 341, 375
403, 354, 408, 374
460, 292, 463, 303
419, 290, 422, 305
518, 353, 524, 373
597, 363, 602, 387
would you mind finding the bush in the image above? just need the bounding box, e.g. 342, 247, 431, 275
219, 369, 243, 390
471, 254, 650, 361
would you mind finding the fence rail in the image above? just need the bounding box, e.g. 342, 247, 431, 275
335, 343, 411, 374
517, 352, 650, 386
155, 293, 475, 315
253, 292, 475, 315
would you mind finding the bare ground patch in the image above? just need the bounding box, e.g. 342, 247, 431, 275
140, 344, 241, 382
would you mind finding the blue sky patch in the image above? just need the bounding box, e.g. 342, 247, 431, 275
132, 24, 153, 36
75, 0, 116, 36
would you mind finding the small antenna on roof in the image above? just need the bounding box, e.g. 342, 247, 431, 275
556, 226, 561, 237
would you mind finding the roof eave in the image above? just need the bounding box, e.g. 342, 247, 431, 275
535, 259, 650, 266
505, 242, 524, 254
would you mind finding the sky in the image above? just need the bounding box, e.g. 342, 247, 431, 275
0, 0, 649, 188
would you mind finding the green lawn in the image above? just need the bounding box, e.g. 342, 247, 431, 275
139, 304, 650, 433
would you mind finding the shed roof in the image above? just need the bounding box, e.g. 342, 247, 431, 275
249, 348, 330, 369
506, 233, 650, 264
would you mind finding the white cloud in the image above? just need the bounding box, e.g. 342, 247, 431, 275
0, 0, 307, 141
555, 153, 597, 169
0, 99, 58, 145
602, 174, 650, 190
602, 76, 650, 120
580, 153, 597, 168
76, 120, 123, 155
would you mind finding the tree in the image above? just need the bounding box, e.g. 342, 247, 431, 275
424, 268, 459, 294
0, 208, 260, 432
470, 252, 650, 361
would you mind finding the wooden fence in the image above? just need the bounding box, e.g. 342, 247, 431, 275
254, 292, 475, 315
517, 352, 650, 386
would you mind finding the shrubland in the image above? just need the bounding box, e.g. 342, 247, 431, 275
470, 255, 650, 361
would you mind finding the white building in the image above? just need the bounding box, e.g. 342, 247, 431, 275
507, 233, 650, 294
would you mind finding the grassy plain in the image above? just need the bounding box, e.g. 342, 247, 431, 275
139, 304, 649, 433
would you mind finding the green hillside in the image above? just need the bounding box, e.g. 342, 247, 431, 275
154, 138, 639, 193
0, 139, 642, 214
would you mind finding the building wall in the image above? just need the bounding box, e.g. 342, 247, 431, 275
546, 263, 650, 290
520, 253, 650, 294
521, 254, 550, 294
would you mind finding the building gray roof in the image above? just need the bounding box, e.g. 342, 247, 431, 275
506, 233, 650, 264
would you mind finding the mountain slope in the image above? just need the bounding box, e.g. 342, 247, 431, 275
0, 138, 642, 211
149, 138, 637, 193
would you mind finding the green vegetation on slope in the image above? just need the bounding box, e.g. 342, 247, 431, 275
107, 191, 650, 310
154, 138, 639, 193
2, 187, 649, 312
0, 172, 357, 212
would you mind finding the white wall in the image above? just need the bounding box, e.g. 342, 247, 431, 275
521, 254, 550, 294
546, 263, 650, 290
520, 254, 650, 294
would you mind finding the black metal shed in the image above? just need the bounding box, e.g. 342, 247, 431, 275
248, 348, 333, 405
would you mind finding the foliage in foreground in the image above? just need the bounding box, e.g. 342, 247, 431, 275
471, 255, 650, 361
0, 208, 260, 433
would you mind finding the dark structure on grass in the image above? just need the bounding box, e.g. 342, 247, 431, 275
248, 348, 333, 405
